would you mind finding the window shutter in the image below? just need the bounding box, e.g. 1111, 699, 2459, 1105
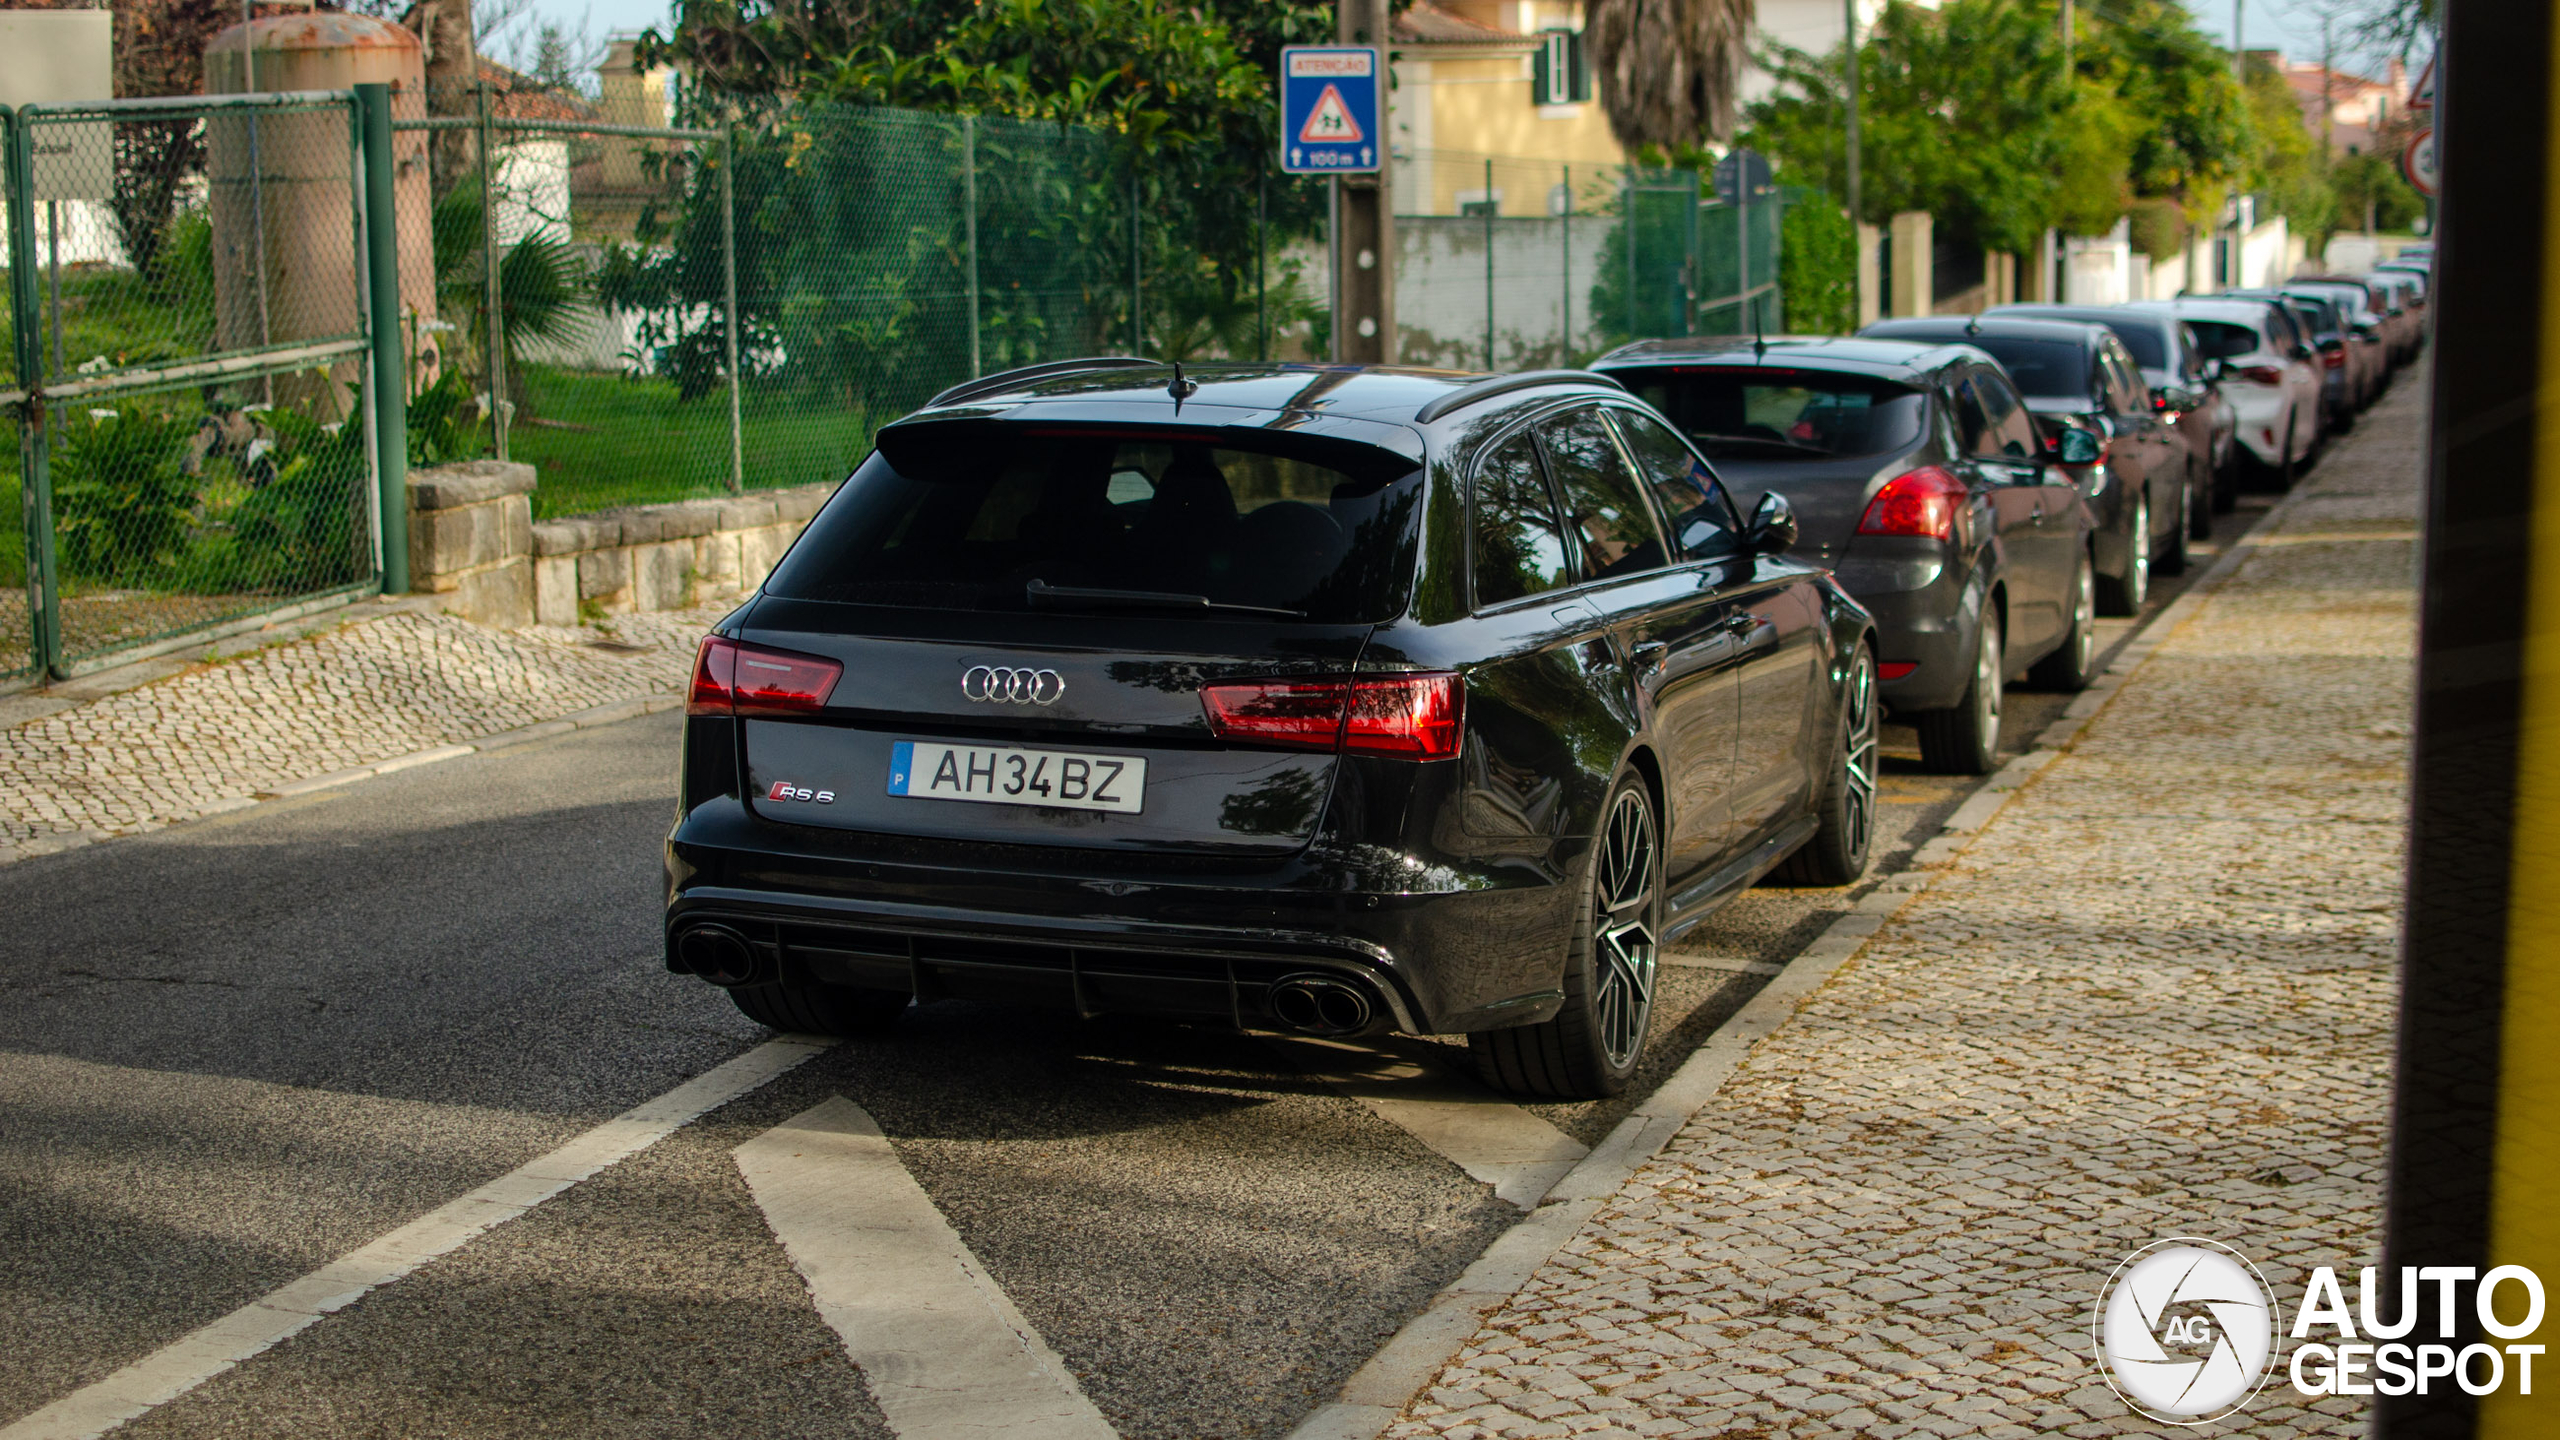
1569, 30, 1593, 103
1533, 33, 1555, 104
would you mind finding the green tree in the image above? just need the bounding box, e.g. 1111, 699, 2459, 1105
2239, 51, 2336, 245
1742, 0, 2242, 252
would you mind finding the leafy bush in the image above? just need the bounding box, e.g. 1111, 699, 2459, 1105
50, 406, 198, 585
231, 411, 368, 590
1780, 194, 1856, 336
407, 369, 484, 466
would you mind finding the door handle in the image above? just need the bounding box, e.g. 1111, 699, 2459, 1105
1722, 613, 1758, 636
1629, 639, 1669, 670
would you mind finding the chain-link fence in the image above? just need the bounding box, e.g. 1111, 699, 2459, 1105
1392, 149, 1784, 369
7, 92, 377, 680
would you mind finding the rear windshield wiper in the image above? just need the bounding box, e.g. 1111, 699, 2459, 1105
1025, 579, 1307, 619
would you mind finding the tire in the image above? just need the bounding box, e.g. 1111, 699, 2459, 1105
2213, 445, 2238, 513
730, 980, 910, 1036
1914, 604, 2003, 776
2156, 480, 2191, 577
2187, 459, 2213, 540
1471, 775, 1662, 1100
2027, 550, 2099, 692
2097, 492, 2149, 617
1773, 643, 1878, 886
2277, 415, 2299, 489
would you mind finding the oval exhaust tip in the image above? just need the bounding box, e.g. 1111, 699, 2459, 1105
677, 925, 762, 987
1269, 974, 1378, 1037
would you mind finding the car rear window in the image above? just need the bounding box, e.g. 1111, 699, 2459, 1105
2079, 320, 2166, 369
765, 425, 1422, 622
1958, 338, 2092, 399
1612, 368, 1926, 461
2185, 320, 2263, 360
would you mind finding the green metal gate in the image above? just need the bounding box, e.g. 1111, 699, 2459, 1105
5, 90, 377, 681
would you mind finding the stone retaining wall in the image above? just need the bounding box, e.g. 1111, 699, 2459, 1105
405, 462, 834, 628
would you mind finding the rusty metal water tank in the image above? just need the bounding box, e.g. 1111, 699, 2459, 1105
202, 12, 440, 417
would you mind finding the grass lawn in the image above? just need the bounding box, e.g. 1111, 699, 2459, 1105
513, 367, 876, 519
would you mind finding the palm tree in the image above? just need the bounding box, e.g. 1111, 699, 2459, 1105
1587, 0, 1760, 155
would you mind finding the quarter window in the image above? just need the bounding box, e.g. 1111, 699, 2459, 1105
1537, 408, 1670, 580
1972, 371, 2041, 460
1471, 432, 1577, 607
1607, 409, 1746, 559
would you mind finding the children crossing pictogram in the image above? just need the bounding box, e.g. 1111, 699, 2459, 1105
1298, 84, 1363, 144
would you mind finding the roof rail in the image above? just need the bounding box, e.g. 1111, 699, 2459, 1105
924, 356, 1157, 410
1412, 369, 1627, 425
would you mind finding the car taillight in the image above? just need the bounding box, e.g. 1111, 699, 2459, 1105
688, 636, 843, 717
2239, 364, 2287, 385
1200, 673, 1463, 761
1855, 466, 1966, 540
2321, 349, 2346, 369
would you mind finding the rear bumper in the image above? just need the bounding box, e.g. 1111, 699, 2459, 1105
1833, 547, 1982, 714
664, 801, 1578, 1035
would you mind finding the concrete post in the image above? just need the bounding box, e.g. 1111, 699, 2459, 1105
1888, 210, 1932, 317
1855, 221, 1882, 327
1335, 0, 1394, 363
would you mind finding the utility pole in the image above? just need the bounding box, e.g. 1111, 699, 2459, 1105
2233, 0, 2244, 79
2061, 0, 2074, 83
1844, 0, 1861, 228
1335, 0, 1394, 364
2320, 12, 2336, 161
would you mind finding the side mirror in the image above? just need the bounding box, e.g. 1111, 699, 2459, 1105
2204, 358, 2229, 381
2055, 428, 2103, 465
1746, 490, 1799, 555
2291, 343, 2315, 361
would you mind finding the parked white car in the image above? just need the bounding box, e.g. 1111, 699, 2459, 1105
2129, 298, 2325, 486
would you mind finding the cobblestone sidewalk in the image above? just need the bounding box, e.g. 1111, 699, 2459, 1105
0, 603, 728, 861
1385, 389, 2422, 1438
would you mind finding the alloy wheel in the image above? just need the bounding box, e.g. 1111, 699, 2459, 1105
1590, 788, 1660, 1071
1840, 649, 1879, 864
2127, 495, 2151, 607
2070, 559, 2095, 675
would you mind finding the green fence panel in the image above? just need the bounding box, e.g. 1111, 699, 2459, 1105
9, 93, 377, 678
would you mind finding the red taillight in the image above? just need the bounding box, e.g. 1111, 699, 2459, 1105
1878, 661, 1919, 681
2238, 364, 2287, 385
688, 636, 843, 717
2321, 349, 2346, 369
1200, 673, 1463, 761
1856, 466, 1966, 540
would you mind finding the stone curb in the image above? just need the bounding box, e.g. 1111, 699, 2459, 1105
0, 694, 683, 867
1285, 484, 2325, 1440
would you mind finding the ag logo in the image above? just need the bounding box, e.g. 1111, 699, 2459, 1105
2092, 1239, 2280, 1423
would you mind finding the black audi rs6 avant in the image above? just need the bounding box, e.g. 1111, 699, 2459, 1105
665, 361, 1878, 1098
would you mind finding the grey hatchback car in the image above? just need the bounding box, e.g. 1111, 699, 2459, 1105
1590, 336, 2102, 773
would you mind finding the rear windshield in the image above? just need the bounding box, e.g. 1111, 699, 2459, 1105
764, 426, 1422, 622
1613, 368, 1926, 461
1960, 338, 2092, 399
2091, 321, 2166, 369
2185, 320, 2264, 360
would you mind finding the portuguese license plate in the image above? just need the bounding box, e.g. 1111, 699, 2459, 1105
887, 740, 1146, 814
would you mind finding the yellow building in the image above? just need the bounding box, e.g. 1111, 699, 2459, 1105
1390, 1, 1630, 217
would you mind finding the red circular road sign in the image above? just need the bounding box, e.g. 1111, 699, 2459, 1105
2403, 128, 2439, 199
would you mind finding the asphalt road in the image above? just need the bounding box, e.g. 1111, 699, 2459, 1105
0, 485, 2272, 1440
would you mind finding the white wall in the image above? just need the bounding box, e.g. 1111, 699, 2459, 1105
2238, 215, 2294, 287
1395, 214, 1620, 368
2062, 220, 2132, 305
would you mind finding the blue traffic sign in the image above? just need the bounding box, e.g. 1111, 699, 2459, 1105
1280, 47, 1381, 175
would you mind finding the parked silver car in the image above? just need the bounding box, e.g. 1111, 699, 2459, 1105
2129, 298, 2324, 488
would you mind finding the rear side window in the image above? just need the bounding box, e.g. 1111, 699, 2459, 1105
1471, 432, 1576, 608
2096, 320, 2167, 370
1616, 367, 1926, 460
1536, 408, 1668, 581
1606, 409, 1747, 560
1970, 371, 2041, 459
764, 427, 1422, 622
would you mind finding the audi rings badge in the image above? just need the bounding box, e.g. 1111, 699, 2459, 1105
962, 666, 1067, 705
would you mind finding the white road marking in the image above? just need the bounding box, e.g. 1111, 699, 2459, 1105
735, 1097, 1118, 1440
0, 1036, 833, 1440
1268, 1037, 1588, 1210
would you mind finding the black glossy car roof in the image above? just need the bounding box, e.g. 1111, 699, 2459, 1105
1989, 303, 2179, 338
1589, 334, 1964, 380
895, 360, 1629, 432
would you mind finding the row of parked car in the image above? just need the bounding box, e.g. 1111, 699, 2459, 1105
660, 246, 2429, 1096
1587, 249, 2433, 772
